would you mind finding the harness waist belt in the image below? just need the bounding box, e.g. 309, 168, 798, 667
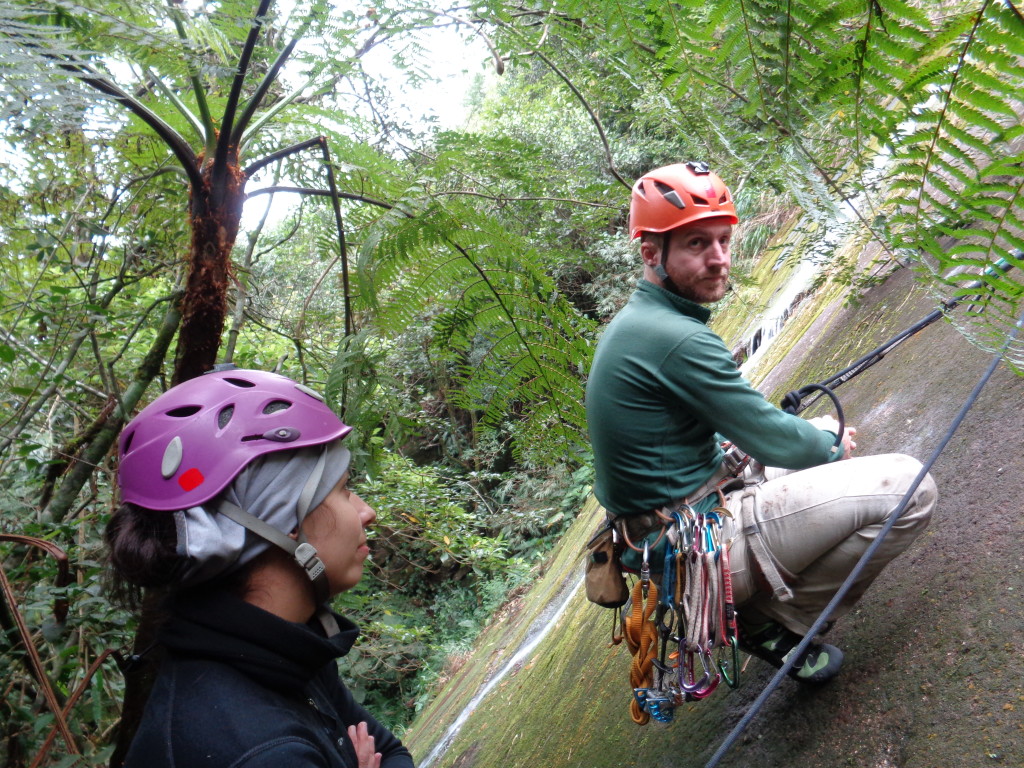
681, 460, 743, 507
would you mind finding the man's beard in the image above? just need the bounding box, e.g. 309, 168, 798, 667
676, 273, 729, 304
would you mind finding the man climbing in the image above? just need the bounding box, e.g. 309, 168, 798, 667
585, 161, 937, 684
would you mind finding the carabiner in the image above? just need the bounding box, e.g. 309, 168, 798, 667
692, 515, 706, 555
707, 521, 723, 552
689, 645, 722, 699
660, 536, 678, 608
640, 539, 650, 587
678, 648, 711, 694
717, 635, 741, 689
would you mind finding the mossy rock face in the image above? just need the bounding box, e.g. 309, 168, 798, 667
405, 263, 1024, 768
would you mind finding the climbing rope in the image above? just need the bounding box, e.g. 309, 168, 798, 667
704, 307, 1024, 768
782, 256, 1017, 415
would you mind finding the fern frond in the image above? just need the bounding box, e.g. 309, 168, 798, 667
360, 191, 597, 465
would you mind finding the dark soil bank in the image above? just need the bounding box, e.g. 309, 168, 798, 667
406, 266, 1023, 768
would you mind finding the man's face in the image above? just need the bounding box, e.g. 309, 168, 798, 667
641, 218, 733, 304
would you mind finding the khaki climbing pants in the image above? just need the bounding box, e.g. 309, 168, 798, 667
721, 453, 937, 636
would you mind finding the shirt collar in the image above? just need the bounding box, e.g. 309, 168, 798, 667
636, 279, 713, 324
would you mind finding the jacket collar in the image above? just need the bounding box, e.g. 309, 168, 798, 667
636, 279, 713, 324
159, 590, 359, 695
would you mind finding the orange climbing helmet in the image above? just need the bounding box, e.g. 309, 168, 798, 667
628, 161, 739, 239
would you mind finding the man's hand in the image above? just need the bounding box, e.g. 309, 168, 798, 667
808, 416, 857, 459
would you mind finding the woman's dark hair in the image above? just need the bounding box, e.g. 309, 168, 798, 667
105, 502, 261, 609
104, 503, 185, 609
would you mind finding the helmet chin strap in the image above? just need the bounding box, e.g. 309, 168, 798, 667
654, 232, 682, 296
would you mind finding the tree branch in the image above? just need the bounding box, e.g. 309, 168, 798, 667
492, 19, 629, 188
0, 329, 105, 401
432, 190, 618, 208
144, 65, 206, 144
163, 0, 216, 151
44, 300, 182, 523
212, 0, 273, 192
0, 328, 95, 477
59, 60, 201, 190
230, 13, 313, 147
243, 137, 323, 177
225, 181, 282, 363
246, 185, 393, 210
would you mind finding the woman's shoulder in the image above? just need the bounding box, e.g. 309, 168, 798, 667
127, 656, 340, 767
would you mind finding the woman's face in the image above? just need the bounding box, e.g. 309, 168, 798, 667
303, 471, 376, 595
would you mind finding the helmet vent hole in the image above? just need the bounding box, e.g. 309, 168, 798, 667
653, 181, 686, 209
691, 195, 709, 206
263, 400, 292, 415
122, 431, 135, 454
719, 193, 729, 204
166, 405, 201, 418
218, 405, 234, 429
224, 377, 256, 388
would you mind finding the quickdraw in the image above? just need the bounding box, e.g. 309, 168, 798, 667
622, 493, 740, 724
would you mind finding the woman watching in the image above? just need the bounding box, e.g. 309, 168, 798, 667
106, 369, 414, 768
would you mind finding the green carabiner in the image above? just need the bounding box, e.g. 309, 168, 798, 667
717, 635, 741, 689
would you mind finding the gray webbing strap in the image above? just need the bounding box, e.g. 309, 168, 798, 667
216, 500, 330, 607
314, 607, 340, 637
681, 453, 747, 508
739, 488, 795, 602
296, 447, 329, 523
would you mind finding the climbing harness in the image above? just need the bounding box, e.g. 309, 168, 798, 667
620, 492, 741, 724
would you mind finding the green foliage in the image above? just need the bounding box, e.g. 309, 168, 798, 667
1, 519, 129, 768
359, 450, 510, 575
357, 193, 598, 467
334, 449, 529, 728
477, 0, 1024, 358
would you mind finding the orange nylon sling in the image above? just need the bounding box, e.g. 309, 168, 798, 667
623, 576, 660, 725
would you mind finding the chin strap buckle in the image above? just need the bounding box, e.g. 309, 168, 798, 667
294, 541, 325, 582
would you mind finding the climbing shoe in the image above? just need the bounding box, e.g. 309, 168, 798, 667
738, 620, 844, 685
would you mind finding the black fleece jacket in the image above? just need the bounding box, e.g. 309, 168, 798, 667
124, 591, 415, 768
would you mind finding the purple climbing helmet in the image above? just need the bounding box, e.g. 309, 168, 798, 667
117, 369, 351, 511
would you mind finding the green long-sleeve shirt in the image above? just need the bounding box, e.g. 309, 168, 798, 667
585, 280, 841, 517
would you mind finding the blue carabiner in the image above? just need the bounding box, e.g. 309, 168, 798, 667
660, 537, 676, 608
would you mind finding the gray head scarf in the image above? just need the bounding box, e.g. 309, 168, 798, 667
173, 439, 351, 587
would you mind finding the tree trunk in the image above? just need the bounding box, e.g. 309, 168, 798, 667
44, 302, 182, 524
173, 159, 247, 384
